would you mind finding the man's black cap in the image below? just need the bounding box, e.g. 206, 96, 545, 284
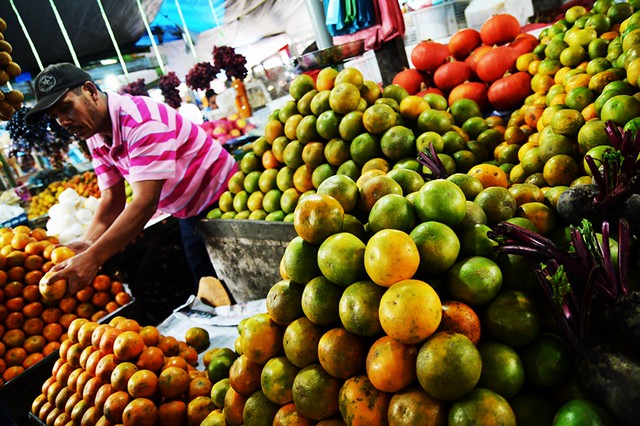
25, 63, 93, 124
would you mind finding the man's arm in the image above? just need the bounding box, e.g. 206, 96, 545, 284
66, 180, 127, 253
43, 179, 165, 294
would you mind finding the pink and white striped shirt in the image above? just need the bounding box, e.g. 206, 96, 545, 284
87, 92, 237, 218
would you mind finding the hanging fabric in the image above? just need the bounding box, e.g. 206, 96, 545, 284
333, 0, 406, 50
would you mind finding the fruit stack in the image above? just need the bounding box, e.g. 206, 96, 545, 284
30, 319, 221, 426
0, 225, 131, 387
194, 3, 640, 423
0, 16, 24, 120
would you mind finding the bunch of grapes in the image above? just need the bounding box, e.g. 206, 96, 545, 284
213, 45, 248, 81
6, 107, 74, 169
186, 62, 220, 91
158, 72, 182, 109
119, 78, 149, 96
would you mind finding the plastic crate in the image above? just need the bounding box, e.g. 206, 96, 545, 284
0, 298, 140, 426
403, 0, 470, 45
1, 212, 28, 229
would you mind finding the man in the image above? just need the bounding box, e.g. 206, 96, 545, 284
27, 63, 237, 296
204, 89, 218, 112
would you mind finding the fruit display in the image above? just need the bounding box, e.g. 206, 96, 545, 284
27, 171, 101, 220
30, 318, 222, 426
0, 225, 132, 387
0, 16, 24, 121
186, 3, 640, 424
8, 2, 640, 425
200, 113, 256, 145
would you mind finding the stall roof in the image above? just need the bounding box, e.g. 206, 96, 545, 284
1, 0, 313, 78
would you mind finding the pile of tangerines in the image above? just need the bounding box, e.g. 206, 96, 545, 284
0, 225, 131, 387
30, 317, 218, 426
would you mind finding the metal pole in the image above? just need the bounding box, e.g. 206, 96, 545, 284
96, 0, 129, 80
207, 0, 220, 27
135, 0, 166, 74
304, 0, 333, 50
9, 0, 44, 71
48, 0, 81, 67
175, 0, 199, 62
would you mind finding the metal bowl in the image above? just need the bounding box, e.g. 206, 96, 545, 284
294, 40, 365, 71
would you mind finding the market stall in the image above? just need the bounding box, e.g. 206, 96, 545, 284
3, 0, 640, 425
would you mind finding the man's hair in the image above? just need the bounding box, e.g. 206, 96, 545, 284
205, 89, 217, 98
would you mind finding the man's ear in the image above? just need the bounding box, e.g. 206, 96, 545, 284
84, 81, 100, 100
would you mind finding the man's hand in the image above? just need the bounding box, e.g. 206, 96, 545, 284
65, 240, 92, 254
42, 250, 101, 296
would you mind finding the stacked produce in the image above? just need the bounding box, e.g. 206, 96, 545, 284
30, 317, 225, 426
190, 3, 640, 424
27, 171, 101, 219
0, 225, 131, 387
200, 113, 256, 145
0, 16, 24, 121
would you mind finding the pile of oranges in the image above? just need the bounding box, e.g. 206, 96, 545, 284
0, 225, 131, 386
31, 317, 213, 426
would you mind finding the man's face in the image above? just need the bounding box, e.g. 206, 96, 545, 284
208, 95, 218, 109
47, 87, 101, 140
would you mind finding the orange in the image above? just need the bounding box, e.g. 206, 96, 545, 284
127, 369, 159, 399
338, 374, 390, 425
379, 278, 442, 344
229, 354, 262, 396
317, 232, 366, 287
516, 202, 556, 236
339, 110, 365, 142
317, 327, 367, 379
224, 387, 248, 426
316, 175, 359, 214
409, 221, 460, 278
211, 378, 231, 408
329, 82, 361, 115
189, 376, 213, 400
103, 391, 131, 423
324, 138, 351, 167
338, 280, 385, 337
437, 300, 481, 345
156, 335, 180, 356
474, 186, 517, 225
363, 103, 396, 135
136, 346, 165, 373
358, 175, 402, 214
364, 229, 419, 287
467, 164, 509, 189
508, 183, 545, 207
448, 256, 502, 306
110, 361, 139, 392
122, 397, 158, 426
185, 326, 210, 352
292, 364, 341, 421
301, 276, 342, 325
483, 290, 541, 347
282, 236, 321, 284
477, 341, 525, 399
274, 403, 315, 426
241, 313, 284, 365
50, 246, 75, 264
265, 279, 304, 326
335, 67, 364, 89
283, 317, 324, 368
294, 193, 344, 245
316, 67, 339, 91
448, 388, 516, 424
243, 390, 280, 425
39, 272, 67, 302
158, 400, 188, 426
543, 154, 580, 186
366, 335, 418, 392
417, 331, 481, 400
414, 179, 467, 227
261, 356, 300, 404
388, 385, 447, 426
